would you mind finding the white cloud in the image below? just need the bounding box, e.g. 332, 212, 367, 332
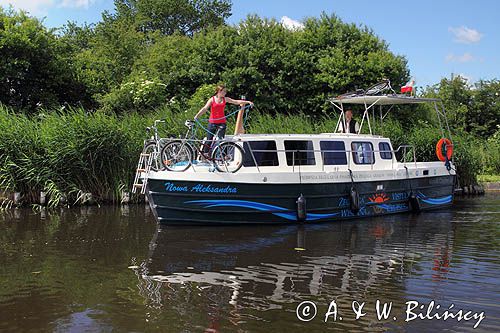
59, 0, 95, 9
448, 26, 483, 44
280, 16, 304, 31
0, 0, 55, 15
0, 0, 94, 15
445, 52, 475, 63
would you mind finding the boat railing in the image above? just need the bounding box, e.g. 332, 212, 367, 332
158, 136, 417, 173
244, 144, 417, 173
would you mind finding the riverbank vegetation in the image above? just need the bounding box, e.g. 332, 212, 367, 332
0, 1, 498, 206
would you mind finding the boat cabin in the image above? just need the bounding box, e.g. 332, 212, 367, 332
231, 133, 400, 173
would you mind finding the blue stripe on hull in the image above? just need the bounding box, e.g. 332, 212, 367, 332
185, 200, 340, 221
417, 192, 452, 205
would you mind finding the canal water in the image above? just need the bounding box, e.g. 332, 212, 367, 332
0, 195, 498, 332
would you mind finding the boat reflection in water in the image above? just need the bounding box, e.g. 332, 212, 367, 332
129, 210, 474, 332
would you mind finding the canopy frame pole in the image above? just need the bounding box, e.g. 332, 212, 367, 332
433, 101, 446, 139
440, 101, 453, 143
332, 102, 345, 133
358, 97, 380, 135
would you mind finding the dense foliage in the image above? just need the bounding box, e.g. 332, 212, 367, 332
0, 2, 498, 206
424, 76, 500, 138
1, 4, 409, 114
0, 8, 89, 110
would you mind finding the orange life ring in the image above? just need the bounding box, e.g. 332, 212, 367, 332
436, 138, 453, 162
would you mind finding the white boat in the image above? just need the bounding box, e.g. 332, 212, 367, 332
135, 92, 456, 225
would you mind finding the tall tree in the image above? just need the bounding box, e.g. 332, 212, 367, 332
104, 14, 410, 115
0, 8, 87, 111
114, 0, 232, 35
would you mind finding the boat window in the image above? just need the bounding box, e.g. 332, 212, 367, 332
242, 141, 279, 167
284, 141, 315, 166
320, 141, 347, 165
379, 142, 393, 160
351, 142, 375, 164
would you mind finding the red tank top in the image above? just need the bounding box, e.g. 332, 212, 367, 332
209, 96, 226, 124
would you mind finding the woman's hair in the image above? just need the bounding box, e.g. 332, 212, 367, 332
214, 84, 226, 95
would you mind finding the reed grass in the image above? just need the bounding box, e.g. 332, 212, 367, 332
0, 103, 493, 207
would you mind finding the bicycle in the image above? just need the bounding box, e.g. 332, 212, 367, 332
336, 79, 393, 99
161, 120, 245, 173
141, 119, 170, 171
364, 79, 393, 95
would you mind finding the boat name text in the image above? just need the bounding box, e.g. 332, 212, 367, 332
164, 182, 237, 194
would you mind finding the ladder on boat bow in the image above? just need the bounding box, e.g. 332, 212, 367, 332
132, 151, 156, 195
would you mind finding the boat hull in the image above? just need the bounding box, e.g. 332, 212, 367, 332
146, 175, 456, 225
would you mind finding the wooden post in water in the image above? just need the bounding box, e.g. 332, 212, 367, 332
13, 192, 21, 206
234, 95, 246, 135
40, 192, 46, 206
121, 191, 130, 204
83, 193, 93, 205
60, 193, 67, 205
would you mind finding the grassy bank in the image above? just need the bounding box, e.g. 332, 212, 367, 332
0, 104, 497, 207
478, 175, 500, 183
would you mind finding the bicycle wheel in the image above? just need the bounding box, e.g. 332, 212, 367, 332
143, 141, 161, 171
161, 140, 193, 172
336, 89, 364, 99
365, 80, 390, 95
211, 142, 244, 173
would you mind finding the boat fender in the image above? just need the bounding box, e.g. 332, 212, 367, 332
296, 194, 307, 222
349, 187, 360, 214
408, 192, 421, 212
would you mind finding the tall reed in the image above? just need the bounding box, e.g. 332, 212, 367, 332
0, 103, 487, 208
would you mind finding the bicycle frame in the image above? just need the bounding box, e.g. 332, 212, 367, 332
183, 123, 225, 162
143, 119, 167, 170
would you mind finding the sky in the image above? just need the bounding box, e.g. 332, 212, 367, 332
1, 0, 498, 88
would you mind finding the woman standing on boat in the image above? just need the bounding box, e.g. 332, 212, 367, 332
194, 84, 253, 146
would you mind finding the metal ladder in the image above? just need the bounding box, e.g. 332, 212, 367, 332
132, 149, 157, 195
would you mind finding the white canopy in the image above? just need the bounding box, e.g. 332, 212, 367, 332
329, 94, 440, 105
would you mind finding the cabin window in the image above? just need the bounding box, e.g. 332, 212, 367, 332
284, 140, 315, 166
351, 142, 375, 164
379, 142, 393, 160
242, 141, 279, 167
320, 141, 347, 165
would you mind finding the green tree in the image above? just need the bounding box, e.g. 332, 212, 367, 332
424, 76, 472, 132
114, 0, 232, 35
70, 12, 146, 103
0, 8, 87, 111
470, 79, 500, 137
106, 13, 409, 115
423, 76, 499, 138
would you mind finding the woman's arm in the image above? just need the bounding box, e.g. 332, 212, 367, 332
194, 98, 212, 119
225, 97, 253, 106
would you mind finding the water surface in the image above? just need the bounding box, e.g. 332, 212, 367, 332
0, 196, 498, 332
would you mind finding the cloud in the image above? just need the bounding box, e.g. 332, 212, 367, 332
59, 0, 95, 9
0, 0, 55, 15
445, 53, 475, 63
0, 0, 94, 15
280, 16, 304, 31
448, 26, 483, 44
